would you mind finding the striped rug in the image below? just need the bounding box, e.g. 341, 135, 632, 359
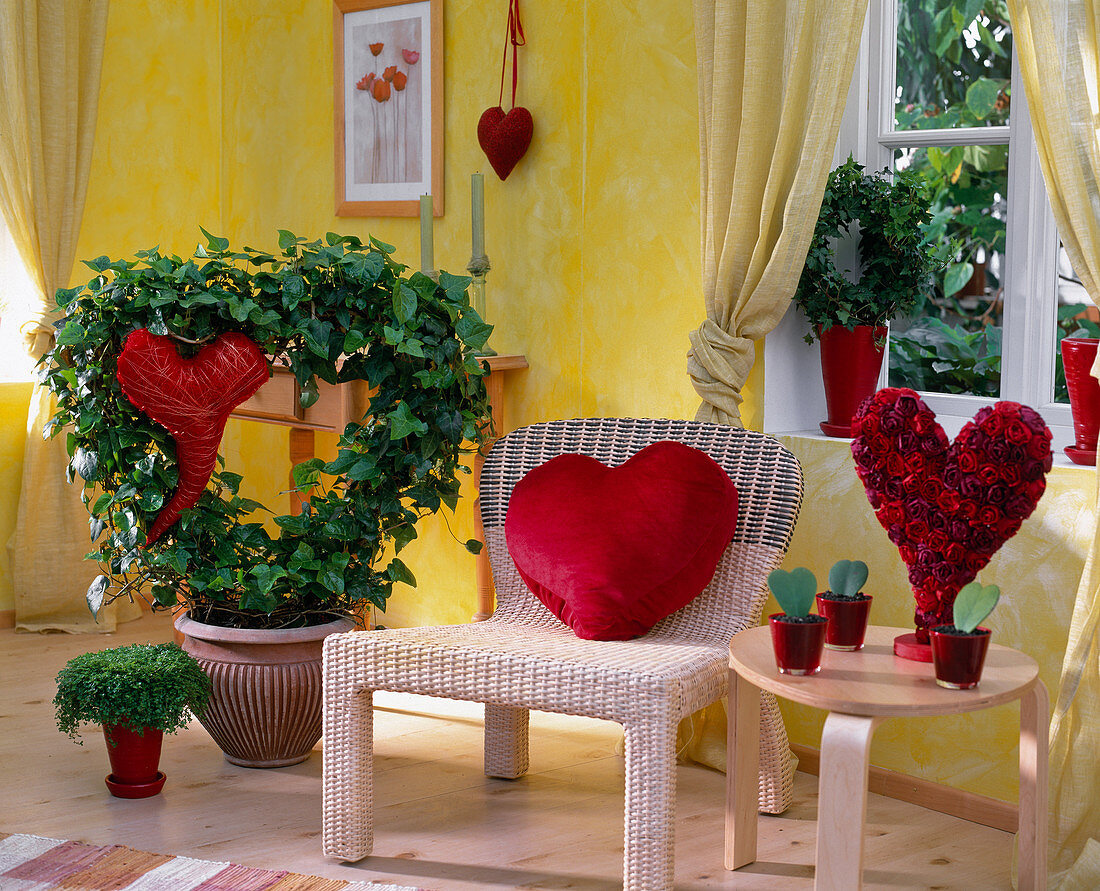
0, 834, 426, 891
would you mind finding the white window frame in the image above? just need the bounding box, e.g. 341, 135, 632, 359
764, 0, 1074, 455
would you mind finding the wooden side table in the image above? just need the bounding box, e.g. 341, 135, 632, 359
727, 624, 1048, 890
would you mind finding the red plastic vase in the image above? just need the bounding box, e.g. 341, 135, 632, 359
818, 325, 887, 437
1061, 337, 1100, 465
930, 627, 992, 690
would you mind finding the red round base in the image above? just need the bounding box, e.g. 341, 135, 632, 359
893, 632, 933, 662
105, 771, 166, 799
819, 421, 854, 438
1065, 445, 1097, 466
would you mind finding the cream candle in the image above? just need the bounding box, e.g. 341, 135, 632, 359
471, 173, 485, 259
419, 194, 434, 275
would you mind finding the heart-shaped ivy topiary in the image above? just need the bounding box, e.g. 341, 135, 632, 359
767, 567, 817, 619
43, 230, 493, 630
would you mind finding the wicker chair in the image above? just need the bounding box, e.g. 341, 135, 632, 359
322, 418, 803, 889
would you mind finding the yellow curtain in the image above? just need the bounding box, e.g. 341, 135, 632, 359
679, 0, 869, 776
1008, 0, 1100, 883
687, 0, 870, 428
0, 0, 138, 632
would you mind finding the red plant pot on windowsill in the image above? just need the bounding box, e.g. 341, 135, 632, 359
768, 613, 828, 675
930, 626, 992, 689
1061, 337, 1100, 465
818, 324, 887, 438
816, 594, 873, 651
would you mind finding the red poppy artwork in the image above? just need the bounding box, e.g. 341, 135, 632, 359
335, 0, 442, 217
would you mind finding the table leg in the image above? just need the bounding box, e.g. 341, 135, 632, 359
726, 670, 760, 870
1018, 681, 1049, 890
816, 712, 881, 890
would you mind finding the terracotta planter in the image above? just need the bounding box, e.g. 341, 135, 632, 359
930, 626, 991, 689
103, 723, 166, 798
175, 613, 354, 768
818, 324, 887, 437
768, 613, 827, 675
1061, 337, 1100, 465
816, 594, 873, 651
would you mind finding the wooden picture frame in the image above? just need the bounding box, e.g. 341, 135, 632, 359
334, 0, 443, 217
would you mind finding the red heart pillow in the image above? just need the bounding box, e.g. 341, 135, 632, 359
851, 388, 1052, 632
504, 441, 739, 640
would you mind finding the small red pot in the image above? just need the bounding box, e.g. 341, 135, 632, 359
818, 324, 887, 437
930, 627, 991, 690
103, 723, 165, 798
816, 594, 873, 651
768, 614, 828, 675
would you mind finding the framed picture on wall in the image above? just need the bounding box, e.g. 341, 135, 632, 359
334, 0, 443, 217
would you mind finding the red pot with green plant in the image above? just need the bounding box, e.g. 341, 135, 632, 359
816, 559, 873, 651
930, 582, 999, 689
54, 643, 211, 798
767, 567, 827, 675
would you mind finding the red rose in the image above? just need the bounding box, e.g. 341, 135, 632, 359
927, 530, 950, 552
914, 413, 938, 436
958, 451, 980, 473
1005, 419, 1031, 445
936, 489, 961, 513
895, 393, 920, 417
885, 452, 906, 477
958, 499, 978, 520
945, 542, 967, 564
977, 505, 1001, 525
977, 463, 1001, 485
1001, 464, 1022, 487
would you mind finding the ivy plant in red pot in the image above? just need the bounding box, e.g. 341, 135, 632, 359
794, 157, 942, 437
767, 567, 828, 675
816, 559, 873, 651
930, 581, 999, 689
54, 643, 211, 798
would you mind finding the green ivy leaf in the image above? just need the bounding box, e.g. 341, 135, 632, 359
387, 402, 428, 440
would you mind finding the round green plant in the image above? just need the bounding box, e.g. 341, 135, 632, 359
795, 157, 943, 343
54, 643, 211, 741
41, 230, 492, 629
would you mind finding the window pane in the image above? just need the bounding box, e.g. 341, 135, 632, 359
1054, 244, 1096, 404
887, 144, 1007, 396
895, 0, 1012, 131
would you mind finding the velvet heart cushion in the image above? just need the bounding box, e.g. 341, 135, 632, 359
504, 440, 739, 640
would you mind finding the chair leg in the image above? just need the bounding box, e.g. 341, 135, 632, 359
484, 703, 529, 779
623, 717, 678, 891
322, 685, 374, 861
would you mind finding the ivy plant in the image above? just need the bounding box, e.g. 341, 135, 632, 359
41, 230, 492, 629
794, 157, 945, 343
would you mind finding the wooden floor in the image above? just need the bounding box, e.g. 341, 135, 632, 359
2, 613, 1016, 889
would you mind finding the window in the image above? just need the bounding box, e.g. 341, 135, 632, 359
0, 215, 40, 383
764, 0, 1074, 453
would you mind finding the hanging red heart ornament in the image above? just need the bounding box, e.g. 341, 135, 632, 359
480, 0, 532, 181
478, 106, 533, 181
850, 388, 1052, 635
116, 328, 270, 544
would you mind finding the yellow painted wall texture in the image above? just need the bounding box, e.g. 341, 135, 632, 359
5, 0, 1089, 804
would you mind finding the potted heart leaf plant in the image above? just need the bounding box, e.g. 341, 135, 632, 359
816, 559, 873, 651
767, 567, 828, 675
930, 581, 999, 689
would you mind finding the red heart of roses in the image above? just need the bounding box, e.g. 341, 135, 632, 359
478, 105, 533, 181
116, 328, 269, 544
851, 388, 1052, 633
